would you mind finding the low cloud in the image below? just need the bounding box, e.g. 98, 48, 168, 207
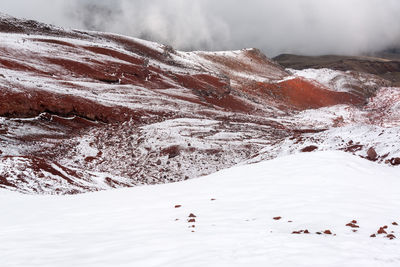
1, 0, 400, 56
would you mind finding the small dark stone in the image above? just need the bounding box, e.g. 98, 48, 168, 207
386, 234, 396, 240
301, 145, 318, 153
390, 157, 400, 166
377, 227, 387, 234
367, 147, 378, 160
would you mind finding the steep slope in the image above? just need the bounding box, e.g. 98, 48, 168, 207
0, 14, 399, 194
1, 152, 399, 267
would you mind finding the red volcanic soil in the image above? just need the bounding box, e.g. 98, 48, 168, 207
247, 78, 364, 110
0, 88, 141, 122
0, 56, 48, 75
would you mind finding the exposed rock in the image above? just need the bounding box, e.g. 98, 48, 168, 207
301, 145, 318, 153
390, 157, 400, 166
346, 223, 359, 228
367, 147, 378, 161
386, 234, 396, 240
377, 227, 387, 234
161, 146, 181, 159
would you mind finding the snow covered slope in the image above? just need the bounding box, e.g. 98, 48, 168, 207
0, 14, 400, 194
1, 152, 399, 267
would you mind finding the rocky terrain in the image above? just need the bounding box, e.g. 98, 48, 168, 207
1, 14, 399, 194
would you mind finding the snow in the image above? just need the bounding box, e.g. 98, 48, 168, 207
288, 68, 347, 90
1, 151, 399, 267
285, 68, 382, 93
180, 49, 288, 83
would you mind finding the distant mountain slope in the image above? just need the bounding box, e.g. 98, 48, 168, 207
274, 54, 400, 86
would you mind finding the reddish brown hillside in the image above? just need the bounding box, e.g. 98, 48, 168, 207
0, 14, 398, 194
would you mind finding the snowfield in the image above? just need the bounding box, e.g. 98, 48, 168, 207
1, 151, 399, 267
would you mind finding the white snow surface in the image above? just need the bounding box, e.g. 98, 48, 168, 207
286, 68, 383, 93
1, 151, 399, 267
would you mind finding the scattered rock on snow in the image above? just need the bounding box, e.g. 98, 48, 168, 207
377, 227, 387, 234
291, 229, 309, 234
367, 147, 378, 161
346, 222, 360, 228
386, 234, 396, 240
390, 158, 400, 166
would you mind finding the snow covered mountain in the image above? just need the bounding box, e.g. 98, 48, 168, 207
0, 13, 399, 195
0, 13, 400, 267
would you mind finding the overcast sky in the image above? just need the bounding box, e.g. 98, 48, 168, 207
1, 0, 400, 56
